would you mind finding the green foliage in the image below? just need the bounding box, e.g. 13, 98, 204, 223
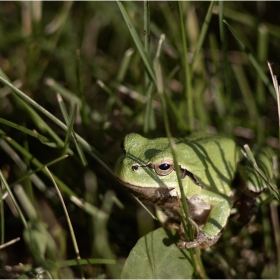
0, 1, 279, 279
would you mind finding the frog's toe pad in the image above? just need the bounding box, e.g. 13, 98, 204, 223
178, 231, 221, 249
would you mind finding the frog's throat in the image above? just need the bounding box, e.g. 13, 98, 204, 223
117, 179, 178, 207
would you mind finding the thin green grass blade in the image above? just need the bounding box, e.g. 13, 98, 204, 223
261, 203, 275, 269
256, 24, 268, 106
71, 196, 104, 217
268, 62, 280, 147
45, 77, 81, 106
57, 95, 87, 166
10, 155, 68, 188
44, 1, 73, 57
13, 185, 37, 220
192, 82, 208, 132
97, 191, 121, 278
232, 63, 265, 144
0, 76, 114, 176
166, 65, 180, 81
76, 49, 89, 128
219, 6, 257, 27
61, 258, 116, 267
159, 3, 181, 52
0, 70, 65, 147
164, 91, 188, 131
45, 166, 84, 278
218, 2, 224, 58
45, 77, 103, 124
116, 48, 134, 83
143, 1, 156, 133
30, 1, 42, 33
115, 84, 148, 104
57, 93, 72, 153
72, 192, 122, 278
0, 171, 28, 228
209, 34, 226, 118
68, 104, 88, 167
153, 33, 203, 278
97, 79, 133, 116
243, 145, 280, 200
178, 1, 193, 131
224, 20, 276, 99
0, 174, 4, 261
218, 5, 280, 39
22, 137, 34, 203
219, 1, 234, 135
116, 0, 156, 84
0, 118, 53, 146
45, 1, 73, 35
0, 136, 47, 193
270, 201, 280, 279
219, 2, 233, 133
232, 64, 258, 121
191, 1, 215, 68
1, 134, 77, 197
144, 1, 150, 54
0, 76, 70, 129
0, 237, 21, 250
143, 81, 156, 133
153, 34, 165, 94
72, 192, 121, 278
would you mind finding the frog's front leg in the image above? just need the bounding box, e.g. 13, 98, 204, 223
178, 190, 232, 249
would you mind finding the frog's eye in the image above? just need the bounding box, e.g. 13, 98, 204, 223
154, 159, 174, 176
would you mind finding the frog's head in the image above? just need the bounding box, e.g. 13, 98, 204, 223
114, 133, 203, 205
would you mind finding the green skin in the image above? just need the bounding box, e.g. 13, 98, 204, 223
115, 133, 273, 248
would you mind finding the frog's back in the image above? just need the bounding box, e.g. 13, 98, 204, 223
176, 133, 240, 195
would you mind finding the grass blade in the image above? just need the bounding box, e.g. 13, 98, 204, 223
45, 166, 84, 277
232, 64, 258, 121
14, 185, 37, 220
224, 20, 276, 99
268, 62, 280, 146
10, 155, 69, 189
57, 94, 88, 166
0, 118, 53, 146
116, 48, 134, 83
243, 144, 279, 200
61, 258, 115, 267
0, 237, 21, 250
0, 171, 28, 228
191, 1, 215, 67
1, 134, 76, 197
116, 0, 157, 84
178, 1, 194, 131
0, 75, 114, 176
153, 31, 203, 278
256, 24, 269, 106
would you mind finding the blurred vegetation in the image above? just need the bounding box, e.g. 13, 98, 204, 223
0, 1, 280, 278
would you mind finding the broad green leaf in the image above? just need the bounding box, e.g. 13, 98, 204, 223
121, 227, 193, 279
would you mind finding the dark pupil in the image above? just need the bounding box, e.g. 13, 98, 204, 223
159, 163, 170, 170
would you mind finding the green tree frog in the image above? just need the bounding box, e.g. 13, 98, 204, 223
114, 133, 276, 249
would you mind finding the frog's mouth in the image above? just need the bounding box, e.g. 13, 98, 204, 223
117, 178, 178, 207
